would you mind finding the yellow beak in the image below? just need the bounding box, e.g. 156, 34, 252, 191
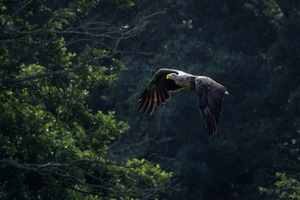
166, 74, 172, 79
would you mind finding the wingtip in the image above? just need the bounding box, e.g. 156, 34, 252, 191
209, 130, 217, 137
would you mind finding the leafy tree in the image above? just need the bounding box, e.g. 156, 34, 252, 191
259, 173, 300, 200
0, 0, 172, 199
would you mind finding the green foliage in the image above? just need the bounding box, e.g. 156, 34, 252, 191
114, 0, 135, 9
104, 158, 172, 198
259, 173, 300, 200
2, 0, 300, 199
77, 0, 101, 15
0, 0, 172, 199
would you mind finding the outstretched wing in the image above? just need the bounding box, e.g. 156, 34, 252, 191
195, 76, 227, 136
138, 68, 183, 115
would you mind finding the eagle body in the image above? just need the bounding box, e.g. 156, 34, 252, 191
138, 68, 228, 136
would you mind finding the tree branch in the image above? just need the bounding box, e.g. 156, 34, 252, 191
0, 66, 80, 84
0, 54, 112, 84
0, 158, 173, 199
0, 0, 30, 32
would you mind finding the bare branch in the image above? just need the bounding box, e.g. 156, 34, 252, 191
0, 0, 30, 32
107, 135, 175, 151
0, 158, 173, 198
0, 66, 80, 84
0, 158, 68, 172
0, 8, 155, 85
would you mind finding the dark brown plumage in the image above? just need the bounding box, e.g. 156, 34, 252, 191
138, 68, 228, 136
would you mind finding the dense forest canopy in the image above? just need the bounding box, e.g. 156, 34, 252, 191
1, 0, 300, 199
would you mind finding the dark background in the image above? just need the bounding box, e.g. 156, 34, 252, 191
112, 1, 300, 199
1, 0, 299, 199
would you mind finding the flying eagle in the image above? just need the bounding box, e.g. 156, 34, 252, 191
138, 68, 228, 136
